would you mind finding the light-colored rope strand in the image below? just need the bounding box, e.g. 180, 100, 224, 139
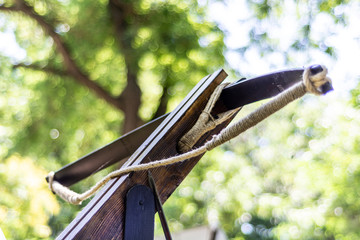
48, 147, 207, 204
47, 65, 332, 205
206, 82, 306, 150
178, 83, 240, 153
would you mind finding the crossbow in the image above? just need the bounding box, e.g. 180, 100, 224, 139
48, 65, 332, 239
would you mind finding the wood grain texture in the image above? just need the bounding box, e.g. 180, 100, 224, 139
57, 69, 238, 239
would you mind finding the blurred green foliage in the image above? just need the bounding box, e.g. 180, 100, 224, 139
1, 0, 360, 239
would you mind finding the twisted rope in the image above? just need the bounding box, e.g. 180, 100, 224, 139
47, 65, 332, 205
178, 82, 240, 153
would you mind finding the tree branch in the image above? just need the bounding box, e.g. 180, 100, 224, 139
152, 84, 169, 120
0, 5, 19, 12
109, 0, 143, 132
13, 63, 68, 77
1, 1, 125, 111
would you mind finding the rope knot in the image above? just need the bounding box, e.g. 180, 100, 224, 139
303, 65, 333, 95
177, 83, 239, 153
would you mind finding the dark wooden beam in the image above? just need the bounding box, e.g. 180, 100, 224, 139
56, 69, 237, 239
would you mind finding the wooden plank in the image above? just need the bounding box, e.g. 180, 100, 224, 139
56, 69, 236, 239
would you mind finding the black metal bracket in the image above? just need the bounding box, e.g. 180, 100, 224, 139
124, 173, 172, 240
124, 185, 155, 240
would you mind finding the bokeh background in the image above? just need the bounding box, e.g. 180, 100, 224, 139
1, 0, 360, 239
